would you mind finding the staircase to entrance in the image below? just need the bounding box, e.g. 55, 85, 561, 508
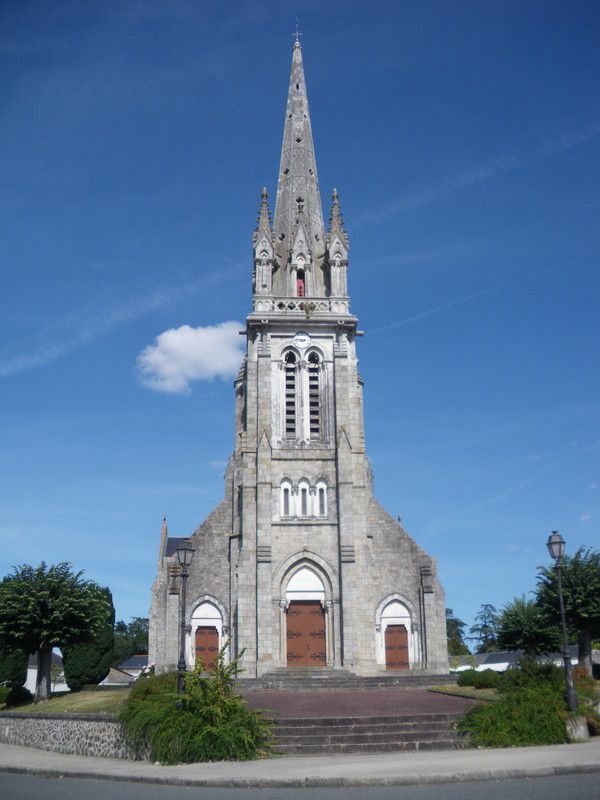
271, 712, 465, 754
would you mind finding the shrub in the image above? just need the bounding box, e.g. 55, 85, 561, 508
5, 686, 33, 708
0, 686, 11, 706
498, 657, 562, 693
120, 651, 272, 764
459, 683, 569, 747
456, 669, 479, 687
457, 668, 500, 689
0, 648, 27, 688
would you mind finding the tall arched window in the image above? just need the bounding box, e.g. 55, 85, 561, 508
307, 352, 321, 439
298, 480, 310, 516
280, 480, 292, 517
316, 482, 327, 517
296, 269, 305, 297
284, 352, 297, 436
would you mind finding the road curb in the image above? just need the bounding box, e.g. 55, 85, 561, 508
1, 762, 599, 788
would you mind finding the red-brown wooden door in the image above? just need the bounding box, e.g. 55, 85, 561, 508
385, 624, 409, 670
286, 601, 326, 667
195, 626, 219, 670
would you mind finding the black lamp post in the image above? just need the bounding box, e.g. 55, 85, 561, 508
546, 531, 578, 712
176, 539, 195, 695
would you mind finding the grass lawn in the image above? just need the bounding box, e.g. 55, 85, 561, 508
0, 688, 131, 715
429, 685, 498, 702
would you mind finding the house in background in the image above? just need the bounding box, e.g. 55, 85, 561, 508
24, 651, 68, 694
116, 653, 148, 680
450, 645, 581, 673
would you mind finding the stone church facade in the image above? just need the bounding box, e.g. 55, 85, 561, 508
149, 41, 449, 677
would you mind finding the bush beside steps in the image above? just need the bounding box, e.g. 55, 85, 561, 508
458, 658, 600, 748
119, 649, 272, 765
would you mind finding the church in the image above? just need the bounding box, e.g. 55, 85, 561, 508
149, 40, 449, 678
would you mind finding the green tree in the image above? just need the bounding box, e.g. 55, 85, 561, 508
112, 616, 149, 666
0, 646, 28, 687
496, 595, 560, 656
536, 547, 600, 675
446, 608, 470, 656
0, 563, 113, 700
62, 587, 115, 690
469, 603, 499, 654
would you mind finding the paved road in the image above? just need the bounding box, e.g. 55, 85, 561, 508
2, 773, 600, 800
244, 688, 473, 718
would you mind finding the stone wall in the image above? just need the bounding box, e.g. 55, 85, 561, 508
0, 712, 147, 760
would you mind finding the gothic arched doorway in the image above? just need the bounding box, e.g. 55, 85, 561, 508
285, 566, 326, 667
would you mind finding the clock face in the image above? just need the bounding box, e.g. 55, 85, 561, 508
292, 331, 311, 349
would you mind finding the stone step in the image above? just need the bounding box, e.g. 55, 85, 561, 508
270, 712, 462, 755
239, 671, 457, 689
277, 730, 458, 747
273, 713, 461, 727
275, 721, 455, 736
272, 739, 460, 755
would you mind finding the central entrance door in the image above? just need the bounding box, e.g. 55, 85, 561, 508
385, 624, 409, 670
195, 626, 219, 670
286, 600, 326, 667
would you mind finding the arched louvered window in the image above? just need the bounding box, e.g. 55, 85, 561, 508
307, 352, 321, 439
284, 352, 297, 436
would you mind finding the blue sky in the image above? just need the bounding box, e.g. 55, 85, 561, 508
1, 1, 599, 638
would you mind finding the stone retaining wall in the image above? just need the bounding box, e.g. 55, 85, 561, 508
0, 712, 148, 760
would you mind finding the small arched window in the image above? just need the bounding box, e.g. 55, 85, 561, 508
307, 352, 321, 439
316, 481, 327, 517
281, 481, 292, 517
284, 352, 297, 436
297, 480, 310, 517
318, 487, 326, 516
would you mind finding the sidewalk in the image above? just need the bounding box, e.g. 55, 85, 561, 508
0, 739, 599, 787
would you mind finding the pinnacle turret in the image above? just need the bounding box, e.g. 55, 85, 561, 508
253, 187, 275, 296
272, 41, 326, 294
253, 187, 273, 245
327, 188, 349, 248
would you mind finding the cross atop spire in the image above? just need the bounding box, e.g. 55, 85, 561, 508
292, 17, 302, 44
272, 38, 325, 293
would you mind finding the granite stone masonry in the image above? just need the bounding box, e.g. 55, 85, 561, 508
150, 40, 449, 680
0, 712, 147, 760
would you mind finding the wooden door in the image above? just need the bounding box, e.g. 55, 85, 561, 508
286, 601, 326, 667
195, 626, 219, 670
385, 624, 409, 670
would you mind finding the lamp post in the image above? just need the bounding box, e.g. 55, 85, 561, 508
176, 539, 195, 695
546, 531, 578, 712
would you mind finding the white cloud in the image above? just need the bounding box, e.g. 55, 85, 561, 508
579, 512, 593, 523
136, 321, 243, 393
0, 278, 211, 378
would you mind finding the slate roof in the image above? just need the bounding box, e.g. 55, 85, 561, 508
165, 537, 186, 557
118, 653, 149, 671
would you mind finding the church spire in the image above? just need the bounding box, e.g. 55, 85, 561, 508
273, 40, 326, 291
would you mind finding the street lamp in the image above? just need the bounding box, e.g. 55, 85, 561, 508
176, 539, 195, 695
546, 531, 578, 712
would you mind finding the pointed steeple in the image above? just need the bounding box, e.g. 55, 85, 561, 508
273, 40, 326, 293
328, 188, 349, 248
253, 187, 274, 296
327, 188, 349, 298
254, 187, 273, 242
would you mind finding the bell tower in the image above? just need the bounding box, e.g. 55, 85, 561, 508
150, 39, 449, 680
